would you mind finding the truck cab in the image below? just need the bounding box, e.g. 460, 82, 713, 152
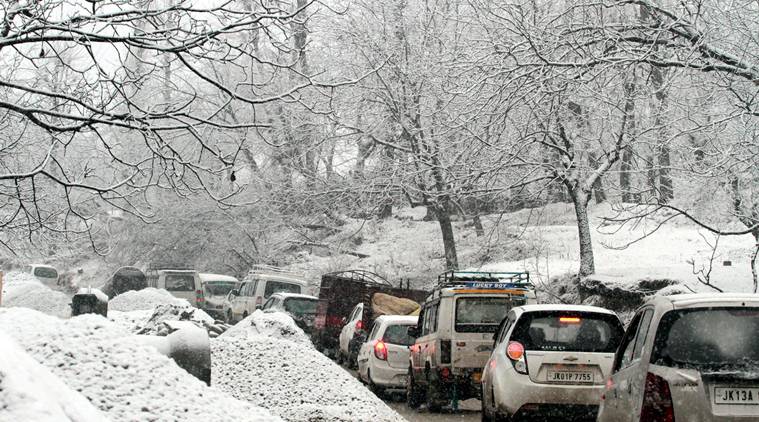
407, 270, 536, 411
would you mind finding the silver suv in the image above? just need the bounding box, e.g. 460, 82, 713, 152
481, 304, 624, 421
597, 293, 759, 422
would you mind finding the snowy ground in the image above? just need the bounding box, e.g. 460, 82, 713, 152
1, 271, 71, 318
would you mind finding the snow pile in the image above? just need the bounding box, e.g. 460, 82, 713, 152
107, 309, 154, 333
221, 310, 311, 345
0, 307, 282, 422
136, 303, 214, 335
75, 287, 108, 302
107, 287, 189, 311
0, 330, 108, 422
1, 271, 71, 318
213, 311, 400, 422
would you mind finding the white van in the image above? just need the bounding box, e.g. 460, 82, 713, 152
199, 273, 240, 319
150, 269, 204, 307
23, 264, 59, 285
222, 266, 308, 323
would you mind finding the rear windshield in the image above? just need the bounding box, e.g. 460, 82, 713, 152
34, 267, 58, 279
651, 307, 759, 371
204, 281, 238, 296
512, 311, 624, 353
456, 297, 521, 333
384, 324, 416, 346
265, 281, 301, 297
284, 298, 318, 316
165, 274, 196, 291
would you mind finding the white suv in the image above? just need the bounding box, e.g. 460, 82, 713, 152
223, 266, 308, 323
481, 304, 624, 421
597, 293, 759, 422
407, 271, 536, 411
357, 315, 418, 394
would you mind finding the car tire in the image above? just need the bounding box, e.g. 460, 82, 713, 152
425, 374, 443, 412
336, 351, 344, 365
406, 367, 424, 409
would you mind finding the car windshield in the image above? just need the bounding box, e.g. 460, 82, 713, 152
511, 311, 624, 353
284, 298, 318, 316
34, 267, 58, 278
165, 274, 195, 291
204, 281, 237, 296
265, 281, 302, 297
455, 297, 517, 333
383, 324, 416, 346
652, 307, 759, 371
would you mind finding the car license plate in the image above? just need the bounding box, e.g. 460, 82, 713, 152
714, 387, 759, 405
547, 370, 594, 383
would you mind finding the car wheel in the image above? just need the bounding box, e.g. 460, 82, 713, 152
425, 374, 443, 412
406, 367, 424, 409
242, 311, 249, 320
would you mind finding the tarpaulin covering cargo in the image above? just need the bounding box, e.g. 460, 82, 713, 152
371, 292, 420, 319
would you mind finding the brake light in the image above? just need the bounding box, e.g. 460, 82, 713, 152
195, 289, 204, 304
559, 316, 581, 324
355, 320, 363, 330
506, 341, 524, 360
641, 372, 675, 422
374, 340, 388, 360
440, 366, 451, 380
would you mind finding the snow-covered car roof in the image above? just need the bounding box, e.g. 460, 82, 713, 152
199, 273, 239, 283
269, 292, 318, 300
514, 304, 617, 315
653, 293, 759, 309
374, 315, 418, 325
29, 264, 57, 269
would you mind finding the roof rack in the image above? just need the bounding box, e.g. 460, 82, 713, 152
248, 264, 307, 279
437, 270, 532, 289
323, 270, 392, 286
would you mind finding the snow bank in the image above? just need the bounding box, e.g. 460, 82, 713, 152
1, 271, 71, 318
221, 310, 311, 345
0, 330, 109, 422
0, 307, 282, 422
107, 287, 189, 311
213, 311, 401, 422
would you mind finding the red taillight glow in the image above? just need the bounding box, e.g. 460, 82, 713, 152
356, 320, 364, 330
374, 340, 388, 360
440, 367, 451, 380
506, 341, 525, 361
641, 372, 675, 422
559, 316, 581, 324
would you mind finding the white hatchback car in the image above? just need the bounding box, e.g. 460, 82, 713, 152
357, 315, 418, 394
597, 293, 759, 422
481, 304, 624, 421
23, 264, 59, 285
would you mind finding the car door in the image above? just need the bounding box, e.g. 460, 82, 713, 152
340, 304, 362, 355
358, 322, 381, 380
410, 306, 426, 378
418, 303, 436, 376
599, 308, 654, 422
234, 282, 251, 319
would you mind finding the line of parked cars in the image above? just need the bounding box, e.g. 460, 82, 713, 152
322, 270, 759, 421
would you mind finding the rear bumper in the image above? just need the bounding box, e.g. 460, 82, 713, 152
370, 359, 408, 388
493, 367, 604, 415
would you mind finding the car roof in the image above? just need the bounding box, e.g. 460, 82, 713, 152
245, 273, 308, 285
515, 304, 617, 315
199, 273, 239, 283
651, 293, 759, 309
374, 315, 418, 325
270, 292, 318, 300
30, 264, 56, 269
158, 269, 196, 274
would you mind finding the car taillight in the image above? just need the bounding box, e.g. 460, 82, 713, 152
506, 341, 528, 374
325, 315, 342, 327
440, 366, 451, 381
355, 320, 363, 330
374, 340, 388, 360
195, 290, 204, 304
641, 372, 675, 422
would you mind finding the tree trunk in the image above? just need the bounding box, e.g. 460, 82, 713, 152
435, 203, 459, 270
571, 189, 595, 277
751, 233, 758, 294
473, 215, 485, 237
588, 152, 606, 203
620, 77, 636, 203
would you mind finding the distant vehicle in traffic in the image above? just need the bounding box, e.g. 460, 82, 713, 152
102, 266, 147, 298
223, 265, 308, 324
597, 293, 759, 422
357, 315, 418, 395
200, 273, 240, 320
261, 292, 319, 334
481, 304, 624, 421
311, 270, 427, 363
23, 264, 59, 285
148, 269, 204, 307
407, 271, 537, 412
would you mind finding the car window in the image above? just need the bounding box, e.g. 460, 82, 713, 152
455, 297, 515, 333
284, 298, 318, 316
511, 311, 624, 353
384, 324, 416, 346
368, 323, 381, 340
632, 309, 654, 360
204, 281, 238, 296
426, 303, 439, 334
651, 307, 759, 371
264, 281, 301, 298
262, 297, 275, 309
34, 267, 58, 279
614, 311, 643, 371
421, 306, 431, 336
164, 274, 195, 291
496, 314, 516, 345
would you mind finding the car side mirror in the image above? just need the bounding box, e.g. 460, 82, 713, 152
407, 326, 419, 338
